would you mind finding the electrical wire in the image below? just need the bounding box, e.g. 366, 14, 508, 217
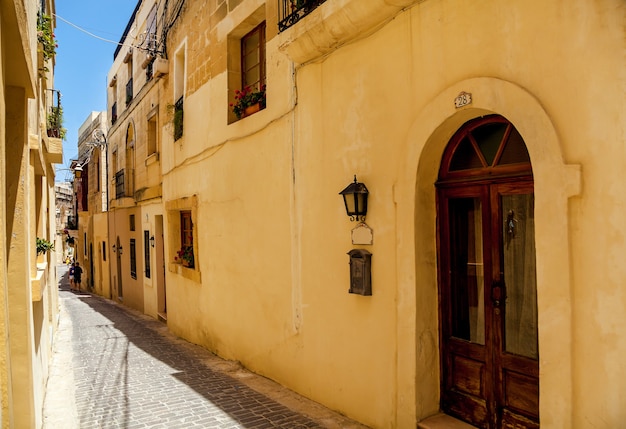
53, 13, 136, 49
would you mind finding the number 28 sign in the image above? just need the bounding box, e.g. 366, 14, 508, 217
454, 91, 472, 108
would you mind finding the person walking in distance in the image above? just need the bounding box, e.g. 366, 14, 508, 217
73, 262, 83, 292
69, 262, 75, 291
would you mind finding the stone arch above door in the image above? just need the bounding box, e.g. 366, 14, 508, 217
394, 77, 580, 428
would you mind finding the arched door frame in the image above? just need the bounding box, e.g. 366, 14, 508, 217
394, 77, 580, 428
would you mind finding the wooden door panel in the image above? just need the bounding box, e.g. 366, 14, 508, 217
501, 353, 539, 377
442, 389, 488, 428
503, 369, 539, 416
502, 409, 539, 429
439, 185, 539, 429
494, 184, 539, 427
448, 338, 486, 361
452, 353, 485, 397
438, 116, 538, 428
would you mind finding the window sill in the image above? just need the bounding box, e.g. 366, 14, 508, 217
31, 261, 48, 302
168, 262, 201, 283
145, 152, 159, 166
229, 104, 266, 125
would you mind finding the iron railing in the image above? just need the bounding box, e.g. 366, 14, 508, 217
126, 78, 133, 105
278, 0, 327, 32
174, 96, 184, 141
115, 169, 125, 199
111, 102, 118, 125
146, 59, 154, 81
46, 89, 64, 138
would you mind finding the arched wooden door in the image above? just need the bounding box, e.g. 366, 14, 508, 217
436, 115, 539, 428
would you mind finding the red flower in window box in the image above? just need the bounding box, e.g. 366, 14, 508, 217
175, 245, 194, 267
231, 84, 266, 119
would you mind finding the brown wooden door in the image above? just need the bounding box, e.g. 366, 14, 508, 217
437, 116, 539, 428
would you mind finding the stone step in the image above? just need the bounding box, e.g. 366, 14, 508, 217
418, 413, 478, 429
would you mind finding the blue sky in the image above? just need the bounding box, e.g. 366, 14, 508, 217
54, 0, 139, 179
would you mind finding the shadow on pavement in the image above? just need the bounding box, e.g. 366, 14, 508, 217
62, 287, 336, 428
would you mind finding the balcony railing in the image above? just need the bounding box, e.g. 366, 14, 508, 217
278, 0, 327, 32
46, 89, 65, 139
146, 59, 154, 81
66, 216, 77, 230
126, 78, 133, 105
115, 169, 125, 199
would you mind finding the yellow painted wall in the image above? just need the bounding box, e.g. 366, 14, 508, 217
106, 13, 164, 312
110, 0, 626, 428
92, 212, 111, 297
140, 202, 165, 319
0, 1, 61, 427
107, 208, 144, 311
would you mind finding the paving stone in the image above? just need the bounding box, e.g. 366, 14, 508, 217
43, 265, 370, 429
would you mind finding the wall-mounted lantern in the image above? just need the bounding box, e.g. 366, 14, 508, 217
339, 175, 369, 222
73, 163, 83, 179
150, 235, 155, 248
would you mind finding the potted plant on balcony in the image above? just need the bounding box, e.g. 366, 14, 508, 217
230, 84, 266, 119
290, 0, 319, 12
47, 105, 67, 139
37, 13, 57, 62
175, 245, 194, 268
36, 237, 55, 255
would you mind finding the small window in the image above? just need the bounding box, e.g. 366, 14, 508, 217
439, 115, 532, 182
145, 5, 158, 82
102, 241, 107, 262
227, 14, 267, 123
144, 230, 151, 278
173, 97, 183, 141
130, 238, 137, 279
126, 77, 133, 105
173, 44, 185, 141
241, 23, 266, 91
126, 53, 133, 105
95, 156, 100, 191
111, 102, 118, 125
147, 114, 157, 156
179, 211, 194, 268
129, 214, 135, 231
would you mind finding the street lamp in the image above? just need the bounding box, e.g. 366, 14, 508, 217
339, 175, 369, 222
73, 164, 83, 178
87, 128, 108, 210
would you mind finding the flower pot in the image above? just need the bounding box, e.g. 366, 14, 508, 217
244, 103, 261, 117
182, 259, 191, 268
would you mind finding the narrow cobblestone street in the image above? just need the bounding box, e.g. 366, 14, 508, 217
43, 265, 369, 429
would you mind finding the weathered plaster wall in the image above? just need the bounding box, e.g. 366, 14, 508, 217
159, 0, 625, 428
92, 212, 111, 297
140, 202, 164, 319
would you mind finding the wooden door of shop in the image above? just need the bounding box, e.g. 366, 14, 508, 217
436, 116, 539, 428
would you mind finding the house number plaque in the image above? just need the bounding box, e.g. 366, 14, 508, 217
454, 91, 472, 108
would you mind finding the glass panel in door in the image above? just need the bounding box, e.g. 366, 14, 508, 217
494, 186, 540, 429
501, 193, 538, 359
449, 197, 485, 345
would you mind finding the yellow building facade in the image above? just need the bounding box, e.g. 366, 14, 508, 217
73, 111, 111, 297
103, 0, 625, 428
106, 1, 167, 318
0, 0, 62, 427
